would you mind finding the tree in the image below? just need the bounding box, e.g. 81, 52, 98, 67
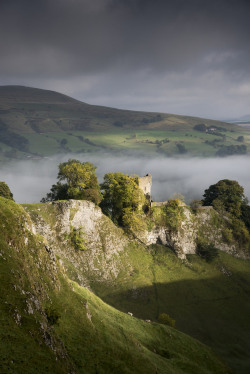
193, 124, 207, 132
100, 172, 145, 227
41, 159, 102, 204
0, 181, 14, 201
202, 179, 246, 218
176, 143, 187, 154
60, 138, 68, 147
237, 136, 244, 142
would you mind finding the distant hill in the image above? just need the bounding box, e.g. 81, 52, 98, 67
227, 114, 250, 128
0, 85, 249, 159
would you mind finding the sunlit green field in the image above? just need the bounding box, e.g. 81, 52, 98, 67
20, 127, 250, 158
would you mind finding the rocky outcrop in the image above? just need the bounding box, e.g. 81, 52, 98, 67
134, 204, 248, 259
27, 200, 129, 287
137, 205, 197, 259
27, 198, 248, 272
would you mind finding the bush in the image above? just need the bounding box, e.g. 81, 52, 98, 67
165, 199, 185, 232
0, 181, 14, 200
45, 307, 61, 326
122, 208, 147, 232
158, 313, 176, 328
190, 200, 202, 213
66, 225, 87, 251
196, 242, 219, 262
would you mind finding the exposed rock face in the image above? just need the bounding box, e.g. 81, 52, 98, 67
134, 204, 248, 259
195, 207, 247, 258
28, 198, 248, 272
29, 200, 129, 287
138, 205, 197, 259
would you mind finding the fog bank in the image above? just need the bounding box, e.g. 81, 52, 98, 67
1, 154, 250, 204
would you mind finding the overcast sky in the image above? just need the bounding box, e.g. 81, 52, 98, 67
0, 0, 250, 119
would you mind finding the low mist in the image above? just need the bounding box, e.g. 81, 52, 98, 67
1, 154, 250, 204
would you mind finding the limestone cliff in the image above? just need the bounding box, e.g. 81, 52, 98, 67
25, 200, 130, 288
131, 203, 248, 259
26, 198, 248, 276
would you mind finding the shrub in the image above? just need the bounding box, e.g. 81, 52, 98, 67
190, 200, 202, 213
158, 313, 176, 328
66, 225, 87, 251
165, 199, 185, 232
196, 242, 219, 262
122, 208, 147, 232
0, 181, 14, 200
45, 307, 61, 326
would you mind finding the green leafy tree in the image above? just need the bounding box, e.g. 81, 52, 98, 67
202, 179, 246, 218
41, 159, 102, 204
100, 172, 145, 228
0, 181, 14, 201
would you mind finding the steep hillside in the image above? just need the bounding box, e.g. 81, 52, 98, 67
0, 197, 231, 374
0, 85, 249, 158
21, 199, 250, 374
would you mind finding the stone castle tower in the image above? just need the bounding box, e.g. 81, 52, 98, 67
138, 174, 152, 201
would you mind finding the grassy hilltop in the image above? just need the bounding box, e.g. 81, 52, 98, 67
0, 196, 232, 374
0, 85, 250, 159
1, 192, 250, 373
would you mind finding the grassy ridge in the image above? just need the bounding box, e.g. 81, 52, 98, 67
0, 197, 230, 374
97, 244, 250, 374
22, 201, 250, 374
0, 85, 250, 159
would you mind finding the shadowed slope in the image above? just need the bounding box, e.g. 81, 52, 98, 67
0, 197, 230, 374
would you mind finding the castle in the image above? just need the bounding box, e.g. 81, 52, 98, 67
138, 174, 152, 201
138, 174, 168, 207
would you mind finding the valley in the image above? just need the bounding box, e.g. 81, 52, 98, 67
0, 86, 250, 160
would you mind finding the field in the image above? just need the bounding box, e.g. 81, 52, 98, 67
1, 85, 250, 160
3, 127, 249, 159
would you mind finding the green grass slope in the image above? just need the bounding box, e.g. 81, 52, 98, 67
0, 85, 249, 158
100, 245, 250, 374
23, 200, 250, 374
0, 197, 230, 374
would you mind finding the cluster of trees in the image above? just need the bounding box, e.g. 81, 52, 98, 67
216, 144, 247, 156
41, 160, 250, 237
41, 160, 146, 231
2, 159, 250, 253
100, 172, 146, 228
202, 179, 250, 247
41, 159, 102, 204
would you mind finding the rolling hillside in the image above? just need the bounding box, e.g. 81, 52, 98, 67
0, 196, 233, 374
8, 197, 249, 374
0, 85, 249, 159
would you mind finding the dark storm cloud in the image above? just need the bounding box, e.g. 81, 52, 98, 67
0, 0, 250, 117
1, 0, 250, 76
